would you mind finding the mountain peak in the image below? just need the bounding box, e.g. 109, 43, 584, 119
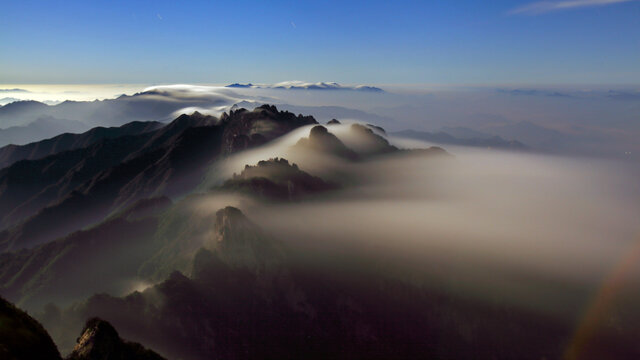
294, 125, 358, 160
68, 318, 165, 360
212, 207, 285, 272
214, 158, 336, 201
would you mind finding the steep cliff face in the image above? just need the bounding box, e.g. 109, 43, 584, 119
220, 104, 317, 155
210, 206, 286, 273
67, 318, 165, 360
0, 296, 166, 360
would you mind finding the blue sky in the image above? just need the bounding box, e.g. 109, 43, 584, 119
1, 0, 639, 84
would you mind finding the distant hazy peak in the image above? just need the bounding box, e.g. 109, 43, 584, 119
225, 81, 384, 92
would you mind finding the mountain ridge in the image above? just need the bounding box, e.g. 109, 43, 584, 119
0, 105, 317, 252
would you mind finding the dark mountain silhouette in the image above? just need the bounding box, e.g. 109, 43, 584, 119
294, 125, 358, 160
1, 296, 164, 360
294, 124, 448, 162
485, 121, 568, 150
0, 92, 220, 129
208, 206, 287, 272
67, 318, 165, 360
220, 104, 316, 154
225, 83, 253, 88
0, 197, 172, 310
348, 123, 398, 155
0, 116, 89, 147
0, 105, 316, 252
214, 158, 336, 201
40, 207, 624, 360
393, 129, 527, 150
0, 296, 61, 360
0, 121, 162, 169
0, 100, 51, 125
225, 82, 384, 92
278, 104, 394, 126
365, 123, 386, 134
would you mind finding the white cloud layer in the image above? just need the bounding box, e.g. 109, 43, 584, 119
509, 0, 634, 14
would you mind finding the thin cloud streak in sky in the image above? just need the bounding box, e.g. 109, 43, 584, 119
509, 0, 634, 14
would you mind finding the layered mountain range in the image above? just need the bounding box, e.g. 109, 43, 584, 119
0, 105, 316, 252
0, 103, 633, 360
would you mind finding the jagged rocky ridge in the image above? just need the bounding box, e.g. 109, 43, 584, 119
0, 105, 317, 252
1, 295, 163, 360
0, 110, 450, 311
0, 120, 163, 169
214, 158, 336, 201
67, 318, 165, 360
5, 102, 592, 360
36, 206, 632, 360
0, 197, 172, 310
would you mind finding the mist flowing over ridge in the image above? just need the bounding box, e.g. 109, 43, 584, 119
4, 0, 640, 357
0, 92, 637, 360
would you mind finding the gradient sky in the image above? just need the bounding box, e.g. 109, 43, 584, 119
1, 0, 639, 84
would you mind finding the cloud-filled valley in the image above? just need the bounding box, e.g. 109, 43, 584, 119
0, 84, 639, 360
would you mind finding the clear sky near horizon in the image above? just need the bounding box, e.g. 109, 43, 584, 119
1, 0, 639, 85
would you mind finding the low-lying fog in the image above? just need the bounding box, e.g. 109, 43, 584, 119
200, 124, 640, 322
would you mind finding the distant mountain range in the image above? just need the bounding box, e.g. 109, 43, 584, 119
0, 102, 634, 360
0, 91, 232, 130
392, 129, 527, 150
226, 81, 384, 92
0, 121, 162, 169
0, 116, 90, 148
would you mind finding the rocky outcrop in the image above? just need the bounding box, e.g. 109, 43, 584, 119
67, 318, 165, 360
214, 158, 336, 201
293, 125, 358, 160
0, 105, 316, 252
348, 123, 397, 156
220, 104, 317, 154
211, 206, 286, 272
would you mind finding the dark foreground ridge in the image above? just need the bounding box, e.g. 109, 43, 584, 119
35, 206, 632, 360
0, 296, 61, 360
1, 295, 164, 360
